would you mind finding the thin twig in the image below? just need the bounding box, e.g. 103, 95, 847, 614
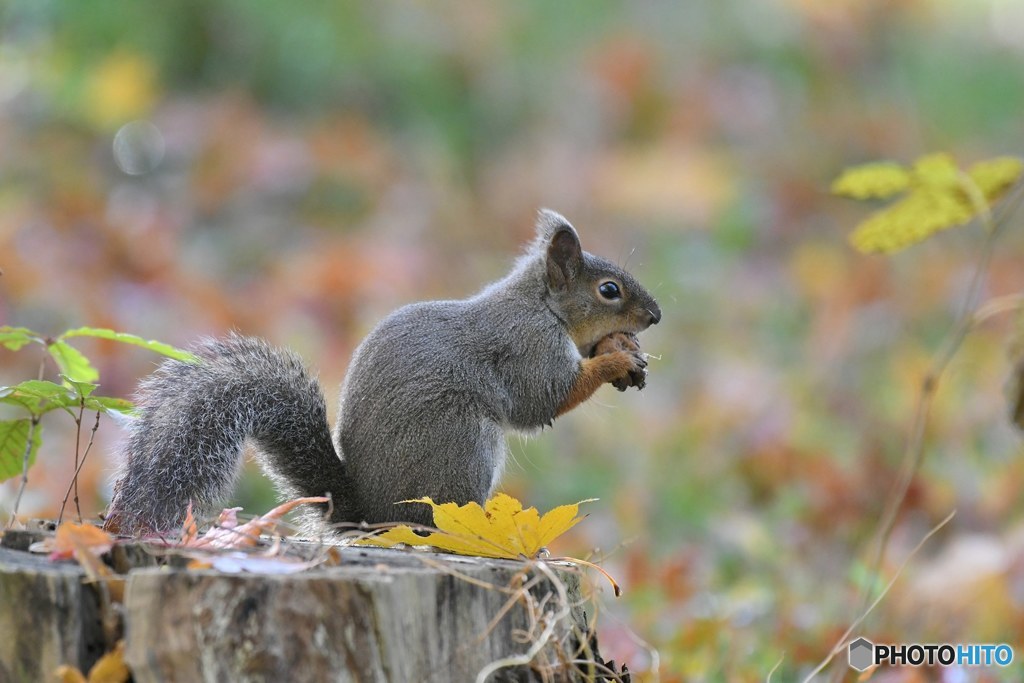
972, 293, 1024, 326
479, 574, 547, 647
414, 553, 525, 594
857, 180, 1022, 617
8, 357, 49, 528
7, 416, 40, 528
475, 560, 572, 683
59, 410, 101, 525
568, 659, 627, 682
829, 180, 1024, 683
622, 619, 661, 682
766, 652, 785, 683
805, 510, 955, 682
549, 555, 621, 596
68, 396, 85, 523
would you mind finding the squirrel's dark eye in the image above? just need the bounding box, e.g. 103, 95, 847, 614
598, 281, 621, 300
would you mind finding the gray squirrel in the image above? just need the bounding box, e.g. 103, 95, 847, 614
104, 210, 661, 534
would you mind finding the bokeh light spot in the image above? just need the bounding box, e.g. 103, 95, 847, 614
112, 120, 165, 176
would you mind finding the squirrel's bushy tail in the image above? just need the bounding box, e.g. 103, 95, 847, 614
105, 333, 352, 534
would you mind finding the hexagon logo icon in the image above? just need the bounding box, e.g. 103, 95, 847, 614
848, 637, 874, 672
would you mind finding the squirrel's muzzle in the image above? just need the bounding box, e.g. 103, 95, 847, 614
646, 304, 661, 326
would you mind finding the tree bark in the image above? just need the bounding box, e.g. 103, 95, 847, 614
0, 534, 615, 683
0, 537, 107, 682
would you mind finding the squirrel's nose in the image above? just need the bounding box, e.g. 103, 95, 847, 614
646, 303, 661, 326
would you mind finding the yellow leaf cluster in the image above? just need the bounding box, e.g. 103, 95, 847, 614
832, 153, 1023, 254
360, 493, 592, 559
830, 161, 910, 200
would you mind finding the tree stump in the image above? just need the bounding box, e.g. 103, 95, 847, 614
0, 533, 107, 682
0, 529, 621, 682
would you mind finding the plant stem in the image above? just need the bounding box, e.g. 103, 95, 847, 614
6, 358, 47, 528
58, 398, 85, 524
59, 409, 100, 525
807, 511, 956, 683
7, 416, 40, 529
860, 181, 1022, 604
827, 180, 1024, 682
861, 224, 994, 606
74, 398, 83, 520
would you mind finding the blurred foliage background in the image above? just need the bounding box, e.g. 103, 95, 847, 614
2, 1, 1024, 680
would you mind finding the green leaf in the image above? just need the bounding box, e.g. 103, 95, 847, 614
0, 394, 44, 415
5, 379, 72, 400
0, 391, 45, 414
0, 326, 41, 352
61, 327, 198, 362
0, 380, 77, 416
60, 376, 98, 398
1, 380, 132, 417
83, 395, 135, 415
831, 162, 910, 200
0, 419, 41, 482
47, 340, 99, 383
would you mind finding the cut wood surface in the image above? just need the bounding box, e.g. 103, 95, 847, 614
0, 529, 619, 682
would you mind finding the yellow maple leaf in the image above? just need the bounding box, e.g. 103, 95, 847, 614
360, 493, 593, 559
833, 153, 1023, 254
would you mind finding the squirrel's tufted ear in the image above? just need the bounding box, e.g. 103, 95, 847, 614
535, 208, 576, 242
539, 210, 582, 289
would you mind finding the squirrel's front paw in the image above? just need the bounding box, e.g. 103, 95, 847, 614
592, 332, 647, 391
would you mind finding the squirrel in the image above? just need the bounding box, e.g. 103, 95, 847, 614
104, 210, 661, 535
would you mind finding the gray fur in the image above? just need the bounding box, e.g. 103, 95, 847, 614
106, 336, 353, 533
106, 210, 660, 534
